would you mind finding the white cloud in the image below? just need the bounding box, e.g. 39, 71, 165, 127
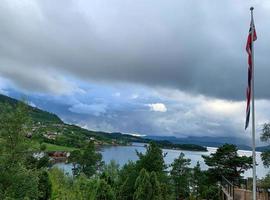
199, 99, 244, 117
147, 103, 167, 112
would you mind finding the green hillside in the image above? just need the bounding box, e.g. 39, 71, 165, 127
0, 94, 63, 124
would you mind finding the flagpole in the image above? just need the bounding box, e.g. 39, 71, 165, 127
250, 6, 256, 200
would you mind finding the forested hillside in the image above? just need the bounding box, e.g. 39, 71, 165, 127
0, 94, 62, 124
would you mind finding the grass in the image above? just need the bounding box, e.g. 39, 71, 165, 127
44, 143, 78, 152
31, 141, 78, 152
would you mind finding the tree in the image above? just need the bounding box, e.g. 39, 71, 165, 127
135, 142, 171, 199
49, 167, 100, 200
133, 169, 152, 200
202, 144, 252, 182
100, 160, 120, 191
68, 142, 103, 178
261, 123, 270, 142
38, 170, 52, 200
260, 173, 270, 189
81, 142, 103, 177
72, 175, 98, 200
260, 123, 270, 167
0, 103, 30, 165
261, 151, 270, 167
96, 179, 116, 200
170, 152, 191, 199
1, 167, 39, 199
136, 142, 166, 174
68, 150, 82, 176
189, 162, 219, 200
40, 143, 47, 152
49, 167, 73, 199
190, 162, 202, 198
118, 161, 138, 200
0, 103, 40, 199
149, 171, 162, 200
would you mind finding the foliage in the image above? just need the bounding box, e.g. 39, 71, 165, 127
261, 151, 270, 167
133, 169, 152, 200
260, 173, 270, 189
0, 166, 39, 199
171, 152, 191, 199
0, 102, 55, 200
190, 162, 204, 198
38, 170, 52, 200
25, 154, 50, 170
0, 103, 40, 199
49, 167, 73, 199
260, 123, 270, 167
136, 141, 166, 174
49, 168, 116, 200
0, 103, 30, 163
118, 161, 138, 200
202, 144, 252, 182
68, 142, 103, 177
261, 123, 270, 142
149, 171, 162, 200
96, 179, 116, 200
100, 160, 120, 192
40, 143, 47, 151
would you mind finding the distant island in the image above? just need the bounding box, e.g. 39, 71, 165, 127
156, 140, 207, 151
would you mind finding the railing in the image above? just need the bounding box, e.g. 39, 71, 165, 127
221, 176, 234, 199
221, 177, 270, 200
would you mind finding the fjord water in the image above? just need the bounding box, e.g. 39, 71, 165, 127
55, 143, 269, 179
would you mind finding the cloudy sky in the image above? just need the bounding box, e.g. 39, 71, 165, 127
1, 0, 270, 142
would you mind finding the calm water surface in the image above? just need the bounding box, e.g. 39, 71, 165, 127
54, 143, 269, 179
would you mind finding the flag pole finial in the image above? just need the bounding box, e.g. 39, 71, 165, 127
250, 7, 254, 11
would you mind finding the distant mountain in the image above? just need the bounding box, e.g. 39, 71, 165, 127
256, 145, 270, 152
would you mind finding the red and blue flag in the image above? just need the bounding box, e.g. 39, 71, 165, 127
245, 18, 257, 129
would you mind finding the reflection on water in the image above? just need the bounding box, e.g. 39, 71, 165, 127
55, 143, 269, 179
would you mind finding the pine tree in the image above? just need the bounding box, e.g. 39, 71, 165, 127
136, 142, 166, 174
96, 179, 116, 200
38, 170, 52, 200
133, 169, 152, 200
149, 171, 162, 200
202, 144, 252, 182
0, 103, 39, 199
170, 152, 191, 199
118, 161, 138, 200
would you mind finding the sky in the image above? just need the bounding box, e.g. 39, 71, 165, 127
1, 0, 270, 142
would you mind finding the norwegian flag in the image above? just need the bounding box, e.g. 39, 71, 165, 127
245, 18, 257, 130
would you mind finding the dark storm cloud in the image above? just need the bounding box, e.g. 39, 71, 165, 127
1, 0, 270, 100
